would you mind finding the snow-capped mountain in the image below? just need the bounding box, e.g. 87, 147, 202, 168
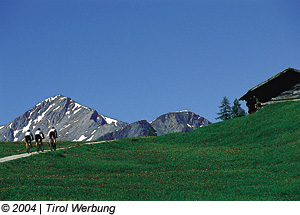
0, 95, 128, 141
97, 111, 212, 140
0, 95, 212, 141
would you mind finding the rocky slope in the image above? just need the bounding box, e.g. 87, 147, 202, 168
0, 95, 212, 141
98, 120, 156, 141
0, 95, 128, 141
150, 110, 211, 136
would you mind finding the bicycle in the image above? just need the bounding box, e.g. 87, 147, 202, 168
49, 137, 56, 151
36, 138, 44, 152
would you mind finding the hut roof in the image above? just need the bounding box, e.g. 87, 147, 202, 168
240, 67, 300, 102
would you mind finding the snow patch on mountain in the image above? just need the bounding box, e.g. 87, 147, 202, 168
53, 106, 61, 112
100, 114, 119, 126
74, 135, 87, 141
34, 104, 55, 123
22, 120, 33, 132
178, 110, 190, 113
86, 135, 94, 141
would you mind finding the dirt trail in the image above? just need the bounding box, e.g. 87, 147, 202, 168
0, 141, 104, 163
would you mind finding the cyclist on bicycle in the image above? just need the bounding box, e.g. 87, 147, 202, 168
25, 129, 34, 153
48, 127, 57, 144
35, 128, 44, 148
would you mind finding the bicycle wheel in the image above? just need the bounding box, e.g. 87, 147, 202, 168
37, 140, 42, 152
41, 142, 44, 152
28, 143, 32, 153
26, 144, 30, 154
49, 141, 53, 151
52, 138, 56, 151
49, 138, 54, 151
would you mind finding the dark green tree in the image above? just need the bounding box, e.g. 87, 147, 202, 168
216, 96, 232, 121
231, 99, 246, 118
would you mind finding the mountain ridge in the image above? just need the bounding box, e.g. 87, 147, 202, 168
0, 95, 211, 141
0, 95, 128, 141
150, 110, 211, 136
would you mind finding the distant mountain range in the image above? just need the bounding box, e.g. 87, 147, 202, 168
0, 95, 211, 141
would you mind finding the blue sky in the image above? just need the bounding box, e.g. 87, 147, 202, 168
1, 0, 300, 125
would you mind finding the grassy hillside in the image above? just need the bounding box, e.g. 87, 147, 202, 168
1, 101, 300, 200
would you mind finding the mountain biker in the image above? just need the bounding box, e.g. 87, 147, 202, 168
48, 127, 57, 144
25, 130, 34, 153
35, 128, 44, 147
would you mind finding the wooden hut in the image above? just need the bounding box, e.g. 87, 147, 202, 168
240, 67, 300, 114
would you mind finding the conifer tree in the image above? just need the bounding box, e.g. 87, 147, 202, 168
216, 96, 232, 121
231, 99, 246, 118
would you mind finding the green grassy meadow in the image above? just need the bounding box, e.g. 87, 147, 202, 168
1, 101, 300, 200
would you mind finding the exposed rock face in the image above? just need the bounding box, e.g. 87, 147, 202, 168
150, 110, 211, 136
0, 96, 212, 141
0, 95, 128, 141
98, 120, 155, 141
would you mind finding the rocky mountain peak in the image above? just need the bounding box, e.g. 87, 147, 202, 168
0, 97, 212, 141
0, 95, 128, 141
150, 110, 211, 136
